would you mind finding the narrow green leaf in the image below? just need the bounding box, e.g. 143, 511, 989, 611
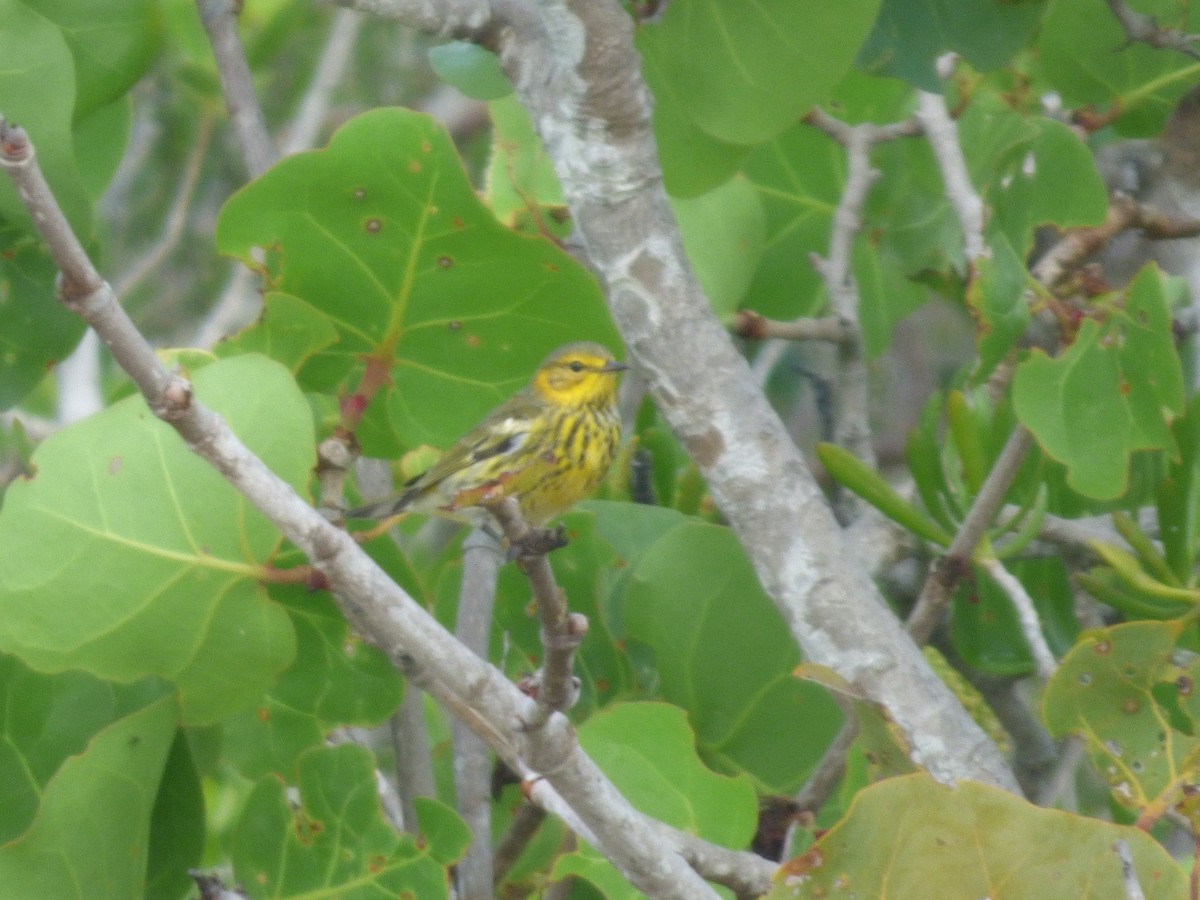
1090, 542, 1200, 605
818, 443, 952, 546
1112, 511, 1180, 588
946, 391, 987, 496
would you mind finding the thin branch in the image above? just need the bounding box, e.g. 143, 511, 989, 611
907, 426, 1035, 644
732, 311, 855, 345
281, 7, 363, 155
112, 111, 214, 299
977, 555, 1057, 679
792, 711, 858, 814
1033, 192, 1200, 290
453, 529, 503, 899
488, 498, 585, 726
493, 802, 547, 884
1105, 0, 1200, 60
915, 91, 989, 263
810, 122, 880, 488
1113, 838, 1148, 900
196, 0, 277, 177
390, 688, 436, 834
0, 117, 721, 900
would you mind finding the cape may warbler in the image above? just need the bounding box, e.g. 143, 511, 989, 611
348, 342, 627, 526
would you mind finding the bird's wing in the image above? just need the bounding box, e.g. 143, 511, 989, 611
408, 390, 543, 490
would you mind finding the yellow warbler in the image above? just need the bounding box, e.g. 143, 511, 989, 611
348, 342, 627, 526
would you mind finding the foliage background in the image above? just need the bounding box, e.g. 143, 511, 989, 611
2, 0, 1200, 897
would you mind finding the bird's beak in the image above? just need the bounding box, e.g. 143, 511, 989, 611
602, 360, 629, 373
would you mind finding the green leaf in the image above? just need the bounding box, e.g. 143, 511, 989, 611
0, 0, 90, 234
0, 355, 305, 723
0, 236, 88, 411
1013, 266, 1184, 500
1159, 395, 1200, 582
427, 41, 511, 100
623, 522, 843, 793
766, 773, 1187, 899
145, 732, 204, 900
639, 0, 881, 145
817, 442, 952, 545
0, 653, 172, 844
637, 35, 752, 198
217, 292, 340, 375
967, 233, 1030, 379
215, 108, 619, 455
1089, 542, 1199, 605
853, 236, 928, 358
0, 696, 179, 900
233, 743, 452, 898
858, 0, 1049, 89
741, 123, 842, 320
987, 119, 1107, 253
222, 589, 404, 780
484, 95, 569, 237
1044, 620, 1200, 814
1040, 0, 1200, 135
24, 0, 161, 120
556, 702, 757, 895
413, 796, 471, 866
670, 176, 766, 317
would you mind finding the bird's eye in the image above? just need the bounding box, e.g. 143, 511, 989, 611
569, 360, 584, 372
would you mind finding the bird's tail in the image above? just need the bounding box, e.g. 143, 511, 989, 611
344, 493, 411, 520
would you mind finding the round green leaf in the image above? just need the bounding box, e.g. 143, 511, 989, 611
0, 355, 307, 723
1044, 620, 1200, 813
428, 41, 511, 100
639, 0, 882, 145
768, 773, 1186, 898
1040, 0, 1200, 136
233, 743, 452, 898
623, 521, 843, 793
0, 697, 178, 900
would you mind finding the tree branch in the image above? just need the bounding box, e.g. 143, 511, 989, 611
452, 529, 503, 898
1105, 0, 1200, 60
195, 0, 277, 177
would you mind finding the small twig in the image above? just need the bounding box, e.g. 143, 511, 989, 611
1035, 735, 1085, 807
1113, 838, 1148, 900
1105, 0, 1200, 60
487, 498, 585, 725
390, 688, 436, 835
916, 91, 989, 263
492, 801, 547, 884
1028, 193, 1200, 291
113, 112, 214, 299
453, 529, 503, 899
281, 8, 363, 155
907, 427, 1035, 644
977, 555, 1056, 679
196, 0, 276, 177
733, 311, 855, 345
792, 706, 858, 815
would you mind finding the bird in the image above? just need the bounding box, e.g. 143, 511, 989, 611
347, 342, 628, 528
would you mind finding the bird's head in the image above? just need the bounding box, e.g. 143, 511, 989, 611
531, 342, 627, 407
